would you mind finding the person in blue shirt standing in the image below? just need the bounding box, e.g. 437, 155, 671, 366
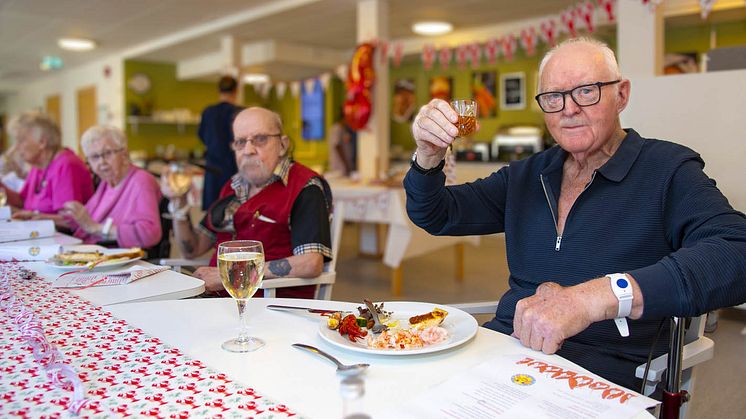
199, 75, 243, 210
404, 37, 746, 391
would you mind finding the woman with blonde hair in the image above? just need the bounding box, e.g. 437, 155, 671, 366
3, 111, 93, 224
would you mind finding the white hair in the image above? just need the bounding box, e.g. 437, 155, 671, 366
537, 37, 621, 93
8, 111, 61, 148
81, 125, 128, 155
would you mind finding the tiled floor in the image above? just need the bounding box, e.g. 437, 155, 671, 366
332, 224, 746, 418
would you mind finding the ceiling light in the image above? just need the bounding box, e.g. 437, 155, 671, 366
412, 21, 453, 36
58, 37, 96, 51
244, 73, 270, 84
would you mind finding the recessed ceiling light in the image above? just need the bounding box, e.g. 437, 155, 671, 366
412, 21, 453, 36
244, 73, 270, 84
58, 37, 96, 51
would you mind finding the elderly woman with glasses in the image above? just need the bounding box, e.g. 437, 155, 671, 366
60, 126, 162, 248
2, 112, 93, 223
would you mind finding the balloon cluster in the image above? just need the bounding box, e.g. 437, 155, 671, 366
344, 43, 375, 131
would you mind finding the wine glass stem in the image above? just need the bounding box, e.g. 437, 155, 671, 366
236, 299, 250, 343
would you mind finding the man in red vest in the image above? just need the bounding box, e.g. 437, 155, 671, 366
163, 107, 332, 298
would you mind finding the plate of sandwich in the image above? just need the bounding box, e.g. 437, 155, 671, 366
47, 246, 145, 271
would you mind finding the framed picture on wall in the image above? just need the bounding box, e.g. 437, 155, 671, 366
429, 76, 452, 102
392, 78, 416, 123
472, 71, 498, 118
500, 72, 525, 110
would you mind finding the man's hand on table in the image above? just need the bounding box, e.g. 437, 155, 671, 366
193, 267, 224, 293
512, 276, 644, 355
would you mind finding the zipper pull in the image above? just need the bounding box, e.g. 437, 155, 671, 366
555, 235, 562, 251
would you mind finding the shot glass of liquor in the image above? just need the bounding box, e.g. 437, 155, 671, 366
451, 99, 478, 137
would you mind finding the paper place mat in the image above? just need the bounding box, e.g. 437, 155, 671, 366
52, 265, 171, 288
0, 244, 61, 261
386, 353, 658, 419
0, 219, 55, 243
0, 263, 301, 418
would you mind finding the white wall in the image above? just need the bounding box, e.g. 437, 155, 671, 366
3, 55, 124, 150
621, 69, 746, 212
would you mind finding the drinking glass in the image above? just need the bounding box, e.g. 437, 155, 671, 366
166, 162, 193, 196
0, 188, 7, 207
218, 240, 266, 352
451, 99, 478, 137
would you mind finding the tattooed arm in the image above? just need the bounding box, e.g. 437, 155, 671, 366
171, 209, 215, 258
264, 253, 324, 279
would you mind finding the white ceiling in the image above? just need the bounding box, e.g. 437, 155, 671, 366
0, 0, 580, 88
1, 0, 740, 89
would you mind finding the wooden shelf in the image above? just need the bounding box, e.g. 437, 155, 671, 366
127, 115, 200, 134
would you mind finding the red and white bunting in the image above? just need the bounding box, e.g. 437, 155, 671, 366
699, 0, 716, 19
378, 40, 389, 65
597, 0, 616, 22
393, 42, 404, 67
577, 1, 596, 33
422, 44, 436, 70
485, 38, 499, 64
439, 46, 452, 70
561, 7, 578, 38
520, 28, 538, 56
467, 43, 482, 68
540, 19, 559, 47
455, 44, 469, 69
319, 73, 331, 91
289, 81, 301, 98
641, 0, 663, 11
275, 82, 287, 98
501, 35, 517, 62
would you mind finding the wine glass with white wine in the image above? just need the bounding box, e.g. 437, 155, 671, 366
166, 162, 193, 196
218, 240, 266, 352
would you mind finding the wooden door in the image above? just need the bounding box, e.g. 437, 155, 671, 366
76, 85, 97, 153
45, 94, 61, 127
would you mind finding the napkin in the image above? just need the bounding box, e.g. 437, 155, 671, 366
0, 244, 61, 261
0, 220, 56, 243
51, 265, 170, 288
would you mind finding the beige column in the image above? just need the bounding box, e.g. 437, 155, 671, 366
356, 0, 390, 181
617, 1, 664, 79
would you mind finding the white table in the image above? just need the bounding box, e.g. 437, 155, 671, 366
6, 232, 83, 246
106, 298, 653, 419
330, 181, 480, 295
22, 260, 205, 306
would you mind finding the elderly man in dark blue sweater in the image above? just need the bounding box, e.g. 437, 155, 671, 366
404, 37, 746, 391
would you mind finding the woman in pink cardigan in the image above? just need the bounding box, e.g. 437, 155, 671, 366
61, 126, 162, 249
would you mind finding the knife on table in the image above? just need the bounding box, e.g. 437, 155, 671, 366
266, 304, 346, 315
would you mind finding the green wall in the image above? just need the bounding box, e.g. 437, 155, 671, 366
123, 60, 339, 169
666, 20, 746, 54
389, 31, 616, 151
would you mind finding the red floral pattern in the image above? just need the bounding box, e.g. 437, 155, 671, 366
0, 264, 299, 418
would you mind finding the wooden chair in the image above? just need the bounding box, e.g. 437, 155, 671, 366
452, 300, 714, 414
158, 205, 344, 300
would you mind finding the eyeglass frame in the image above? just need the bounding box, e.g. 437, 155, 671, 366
86, 148, 124, 164
230, 133, 283, 151
534, 80, 621, 113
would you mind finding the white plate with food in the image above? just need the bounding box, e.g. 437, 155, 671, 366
318, 301, 478, 356
46, 246, 145, 271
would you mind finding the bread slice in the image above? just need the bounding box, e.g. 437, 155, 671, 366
54, 250, 104, 264
409, 308, 448, 329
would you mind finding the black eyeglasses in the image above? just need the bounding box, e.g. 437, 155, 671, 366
534, 80, 621, 113
231, 133, 282, 151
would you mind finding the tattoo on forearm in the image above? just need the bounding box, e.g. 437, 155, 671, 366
268, 259, 292, 277
181, 240, 194, 254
